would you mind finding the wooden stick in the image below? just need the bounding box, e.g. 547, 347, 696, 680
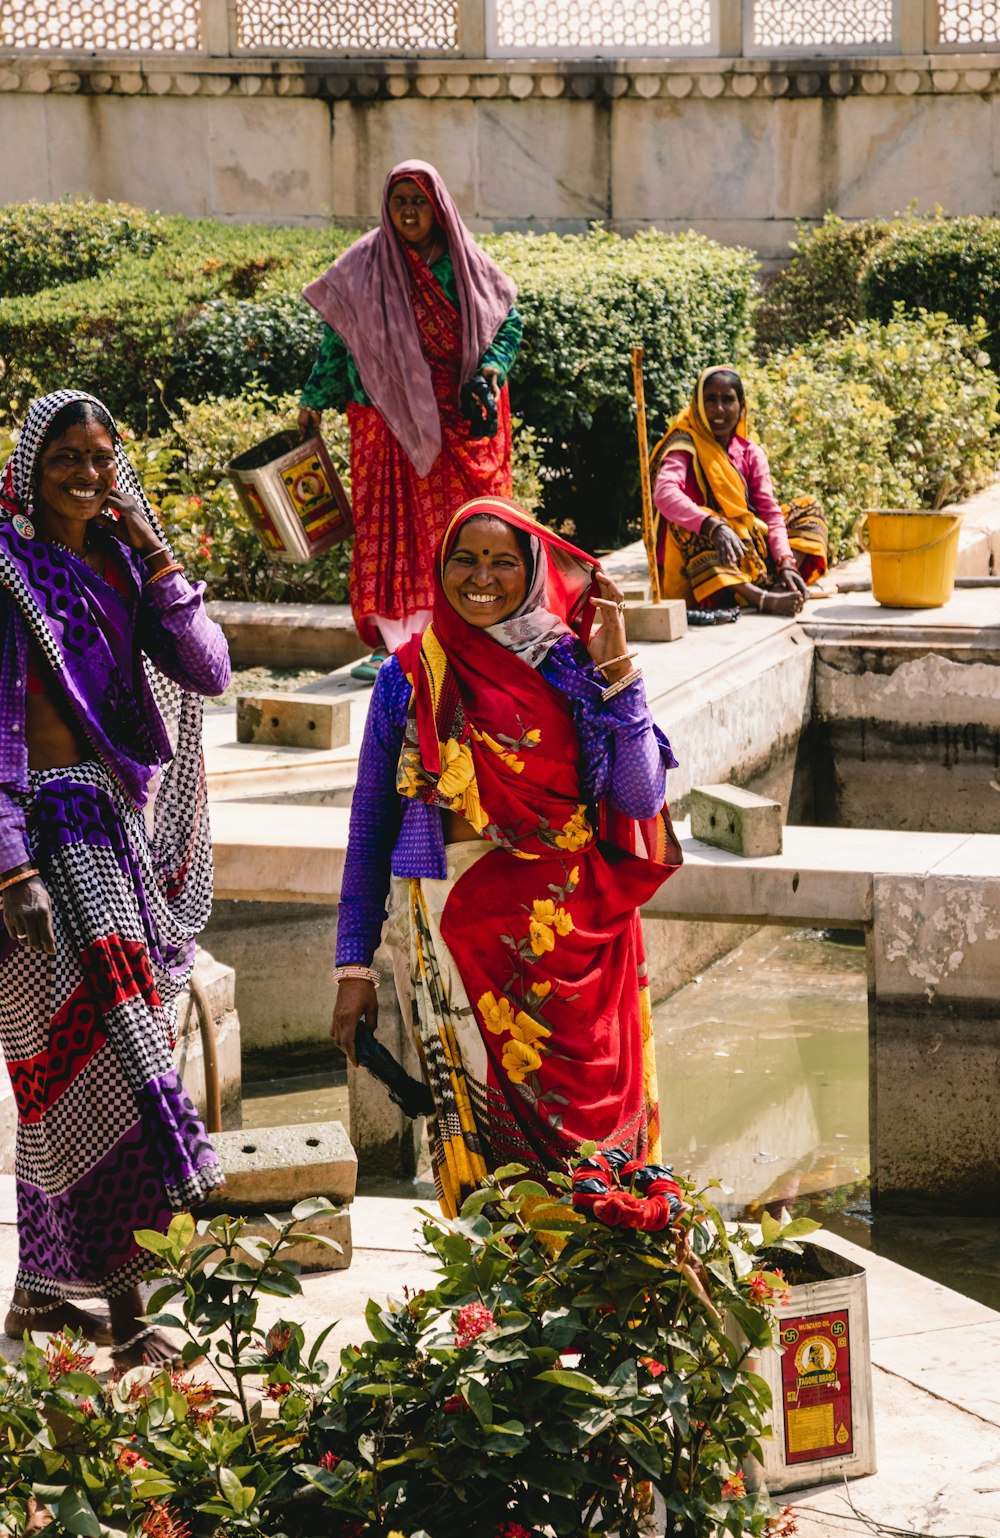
631, 344, 661, 603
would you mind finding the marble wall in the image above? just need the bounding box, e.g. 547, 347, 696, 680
1, 52, 999, 258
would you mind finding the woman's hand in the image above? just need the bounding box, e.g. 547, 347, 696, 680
481, 367, 501, 402
705, 517, 746, 569
587, 571, 633, 682
777, 563, 809, 600
2, 876, 55, 955
298, 406, 323, 440
98, 489, 164, 558
331, 978, 378, 1067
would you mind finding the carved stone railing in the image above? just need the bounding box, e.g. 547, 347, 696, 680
1, 0, 998, 59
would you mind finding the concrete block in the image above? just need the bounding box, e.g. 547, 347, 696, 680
227, 1207, 353, 1273
204, 1120, 357, 1211
236, 692, 350, 750
689, 783, 783, 858
621, 584, 650, 602
625, 599, 687, 643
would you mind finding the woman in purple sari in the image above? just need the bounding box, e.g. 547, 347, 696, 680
0, 391, 230, 1367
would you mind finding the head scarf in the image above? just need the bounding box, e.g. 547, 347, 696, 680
649, 365, 755, 539
302, 160, 517, 477
0, 390, 214, 931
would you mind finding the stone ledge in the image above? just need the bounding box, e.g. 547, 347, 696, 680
207, 600, 367, 671
1, 51, 997, 100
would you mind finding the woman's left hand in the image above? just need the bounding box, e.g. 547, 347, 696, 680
481, 367, 501, 402
587, 571, 633, 682
777, 564, 809, 600
96, 489, 164, 558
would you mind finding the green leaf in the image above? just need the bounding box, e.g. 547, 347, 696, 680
779, 1217, 823, 1240
465, 1378, 493, 1426
535, 1368, 614, 1398
290, 1196, 338, 1220
56, 1489, 101, 1537
133, 1227, 174, 1257
759, 1211, 781, 1246
492, 1162, 529, 1179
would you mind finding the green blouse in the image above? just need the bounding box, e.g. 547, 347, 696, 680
300, 249, 523, 412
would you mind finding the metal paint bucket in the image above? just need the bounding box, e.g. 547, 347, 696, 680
227, 429, 353, 564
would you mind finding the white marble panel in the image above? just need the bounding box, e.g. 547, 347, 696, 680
609, 98, 778, 222
475, 101, 609, 221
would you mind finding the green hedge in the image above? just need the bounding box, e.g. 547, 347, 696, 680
752, 213, 899, 355
0, 212, 354, 428
859, 215, 1000, 371
0, 197, 167, 298
483, 226, 757, 549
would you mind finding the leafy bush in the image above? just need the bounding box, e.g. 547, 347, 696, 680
859, 214, 1000, 371
0, 197, 167, 298
0, 1167, 817, 1538
742, 354, 910, 562
174, 293, 325, 401
752, 214, 898, 356
807, 308, 1000, 510
128, 391, 542, 604
482, 226, 757, 551
0, 215, 357, 429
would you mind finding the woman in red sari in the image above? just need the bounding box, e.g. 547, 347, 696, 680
299, 161, 522, 680
331, 497, 681, 1214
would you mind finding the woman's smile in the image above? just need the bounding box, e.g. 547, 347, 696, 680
443, 518, 528, 627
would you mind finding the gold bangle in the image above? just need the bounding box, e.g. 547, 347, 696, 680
601, 668, 643, 702
147, 561, 184, 585
0, 867, 39, 894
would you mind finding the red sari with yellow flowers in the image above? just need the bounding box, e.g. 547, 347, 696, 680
396, 501, 680, 1212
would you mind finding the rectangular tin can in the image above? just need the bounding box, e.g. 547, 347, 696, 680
748, 1243, 877, 1493
227, 429, 353, 564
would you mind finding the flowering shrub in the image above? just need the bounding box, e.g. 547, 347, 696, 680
0, 1164, 818, 1538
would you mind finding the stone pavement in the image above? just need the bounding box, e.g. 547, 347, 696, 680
1, 1176, 998, 1537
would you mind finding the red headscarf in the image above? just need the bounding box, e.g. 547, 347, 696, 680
302, 161, 517, 477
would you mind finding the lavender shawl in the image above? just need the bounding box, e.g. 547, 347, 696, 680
302, 159, 517, 477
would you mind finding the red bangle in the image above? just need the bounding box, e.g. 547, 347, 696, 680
147, 561, 184, 585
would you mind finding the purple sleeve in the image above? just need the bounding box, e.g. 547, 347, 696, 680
336, 657, 410, 966
743, 441, 793, 562
540, 637, 677, 820
653, 450, 711, 534
138, 570, 232, 696
0, 603, 31, 874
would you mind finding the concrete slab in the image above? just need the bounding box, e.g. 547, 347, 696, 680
203, 1121, 357, 1211
210, 802, 350, 904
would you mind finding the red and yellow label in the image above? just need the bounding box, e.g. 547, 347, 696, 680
244, 482, 286, 552
279, 457, 349, 545
780, 1310, 853, 1464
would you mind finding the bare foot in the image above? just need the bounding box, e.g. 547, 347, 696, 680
108, 1286, 185, 1372
5, 1289, 112, 1345
760, 588, 803, 617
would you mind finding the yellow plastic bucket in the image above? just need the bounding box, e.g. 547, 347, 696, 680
860, 508, 961, 608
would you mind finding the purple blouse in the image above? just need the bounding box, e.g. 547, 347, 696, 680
0, 552, 231, 873
336, 637, 677, 967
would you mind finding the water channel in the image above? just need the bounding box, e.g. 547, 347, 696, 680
242, 926, 1000, 1312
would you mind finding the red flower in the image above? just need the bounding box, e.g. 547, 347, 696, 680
495, 1525, 535, 1538
721, 1471, 746, 1499
454, 1302, 495, 1347
117, 1444, 150, 1471
264, 1323, 293, 1358
187, 495, 204, 510
79, 1398, 96, 1417
265, 1380, 292, 1400
318, 1450, 341, 1470
640, 1356, 666, 1378
443, 1394, 469, 1414
141, 1503, 190, 1538
44, 1333, 95, 1380
170, 1372, 217, 1424
767, 1504, 799, 1536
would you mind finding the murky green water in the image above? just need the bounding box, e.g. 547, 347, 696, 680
243, 925, 1000, 1310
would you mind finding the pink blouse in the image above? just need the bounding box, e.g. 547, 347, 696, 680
653, 435, 793, 564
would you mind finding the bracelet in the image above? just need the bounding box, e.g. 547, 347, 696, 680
146, 561, 184, 585
775, 555, 797, 571
0, 868, 39, 894
141, 545, 170, 562
333, 965, 381, 989
598, 651, 638, 674
602, 667, 643, 703
756, 589, 766, 612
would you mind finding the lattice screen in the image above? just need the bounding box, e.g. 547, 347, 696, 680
493, 0, 712, 52
0, 0, 201, 50
938, 1, 1000, 42
234, 0, 459, 50
751, 0, 894, 48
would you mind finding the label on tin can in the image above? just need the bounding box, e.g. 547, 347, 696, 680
244, 482, 287, 553
779, 1310, 853, 1464
280, 456, 350, 545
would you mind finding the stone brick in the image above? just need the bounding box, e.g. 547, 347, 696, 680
236, 692, 350, 750
624, 599, 688, 643
204, 1120, 357, 1211
227, 1207, 353, 1273
689, 783, 783, 857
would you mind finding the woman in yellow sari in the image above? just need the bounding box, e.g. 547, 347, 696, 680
651, 367, 828, 616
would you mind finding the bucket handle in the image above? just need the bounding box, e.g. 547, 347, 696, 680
857, 512, 959, 559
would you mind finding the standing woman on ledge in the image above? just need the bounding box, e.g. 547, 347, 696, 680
331, 496, 681, 1214
0, 390, 230, 1368
298, 159, 522, 682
